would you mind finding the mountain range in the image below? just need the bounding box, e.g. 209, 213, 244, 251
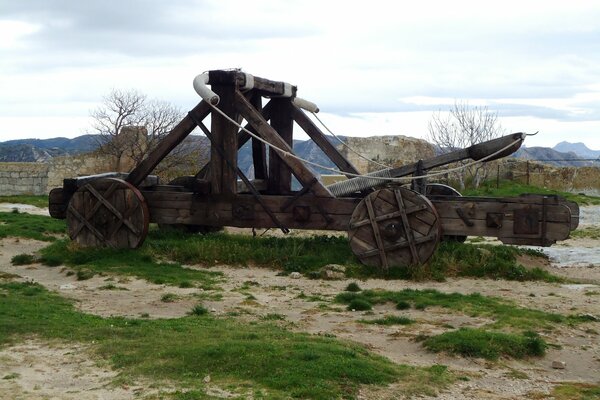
1, 134, 598, 170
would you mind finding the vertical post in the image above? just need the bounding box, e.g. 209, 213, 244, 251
526, 161, 530, 185
250, 93, 268, 180
268, 98, 293, 194
496, 163, 500, 188
210, 83, 238, 195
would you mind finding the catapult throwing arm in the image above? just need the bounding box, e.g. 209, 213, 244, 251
193, 73, 220, 105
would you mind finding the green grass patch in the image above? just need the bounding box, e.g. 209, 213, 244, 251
39, 239, 222, 289
463, 180, 600, 206
421, 328, 546, 360
360, 315, 414, 326
424, 241, 560, 282
0, 282, 454, 398
335, 288, 583, 330
0, 211, 66, 241
551, 383, 600, 400
0, 195, 49, 208
345, 282, 362, 292
347, 298, 372, 311
11, 253, 36, 266
571, 226, 600, 240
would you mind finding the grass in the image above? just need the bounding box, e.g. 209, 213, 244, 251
0, 211, 66, 241
0, 282, 454, 398
0, 194, 49, 208
571, 226, 600, 239
360, 315, 414, 326
335, 288, 584, 331
40, 239, 223, 289
551, 383, 600, 400
463, 180, 600, 206
421, 328, 546, 360
1, 211, 559, 283
11, 253, 36, 266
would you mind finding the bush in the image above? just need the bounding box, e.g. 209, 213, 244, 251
347, 298, 372, 311
11, 254, 36, 266
190, 304, 209, 316
345, 282, 362, 292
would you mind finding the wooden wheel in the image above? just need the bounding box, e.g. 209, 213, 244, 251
66, 178, 149, 248
348, 187, 441, 269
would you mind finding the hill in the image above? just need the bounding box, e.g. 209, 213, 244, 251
553, 141, 600, 159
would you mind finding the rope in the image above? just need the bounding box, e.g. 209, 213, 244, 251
206, 101, 524, 183
310, 111, 394, 169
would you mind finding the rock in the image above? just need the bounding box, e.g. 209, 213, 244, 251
203, 375, 211, 383
319, 264, 346, 280
320, 269, 345, 280
289, 272, 302, 279
323, 264, 346, 273
59, 283, 76, 290
551, 360, 566, 369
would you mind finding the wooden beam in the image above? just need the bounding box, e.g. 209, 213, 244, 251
291, 104, 360, 177
210, 84, 239, 195
250, 94, 268, 180
234, 90, 333, 198
126, 101, 210, 187
268, 98, 293, 194
195, 99, 273, 180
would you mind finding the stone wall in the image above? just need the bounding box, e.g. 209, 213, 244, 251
0, 151, 123, 196
338, 135, 435, 173
0, 162, 50, 195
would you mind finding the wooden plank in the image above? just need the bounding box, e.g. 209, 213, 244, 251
210, 84, 238, 195
250, 93, 268, 180
268, 98, 294, 194
234, 90, 333, 198
291, 105, 360, 177
365, 194, 389, 269
126, 101, 210, 187
195, 100, 273, 180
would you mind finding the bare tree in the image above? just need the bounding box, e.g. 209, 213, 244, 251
428, 101, 504, 190
91, 89, 193, 177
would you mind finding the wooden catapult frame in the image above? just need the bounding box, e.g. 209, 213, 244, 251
50, 70, 579, 270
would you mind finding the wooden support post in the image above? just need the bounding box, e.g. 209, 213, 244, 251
269, 98, 294, 194
234, 90, 333, 198
126, 101, 211, 187
210, 84, 239, 195
291, 105, 360, 177
251, 93, 268, 180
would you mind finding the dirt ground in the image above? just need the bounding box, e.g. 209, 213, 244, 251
1, 204, 599, 399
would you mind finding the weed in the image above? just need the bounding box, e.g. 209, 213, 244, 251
360, 315, 414, 326
422, 328, 547, 360
178, 281, 194, 288
345, 282, 362, 292
551, 383, 600, 400
396, 300, 411, 310
189, 304, 208, 316
2, 372, 20, 380
261, 313, 286, 321
98, 284, 128, 291
161, 293, 179, 303
11, 253, 36, 266
76, 269, 95, 281
347, 298, 372, 311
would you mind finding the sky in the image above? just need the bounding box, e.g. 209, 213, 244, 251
1, 0, 600, 150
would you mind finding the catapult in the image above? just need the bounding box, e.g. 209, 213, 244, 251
49, 70, 579, 269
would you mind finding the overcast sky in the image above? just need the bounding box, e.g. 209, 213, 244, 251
2, 0, 600, 149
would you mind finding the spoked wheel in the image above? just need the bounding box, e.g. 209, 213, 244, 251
348, 187, 441, 269
426, 183, 467, 243
66, 178, 149, 248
